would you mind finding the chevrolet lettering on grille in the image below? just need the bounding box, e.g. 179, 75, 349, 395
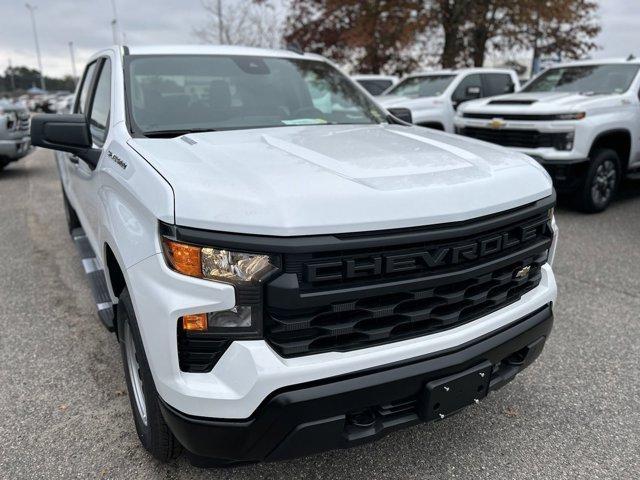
304, 217, 549, 283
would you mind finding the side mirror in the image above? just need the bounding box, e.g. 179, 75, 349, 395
30, 114, 101, 168
387, 107, 413, 124
465, 86, 481, 99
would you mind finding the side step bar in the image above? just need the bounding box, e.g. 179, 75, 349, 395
71, 228, 115, 331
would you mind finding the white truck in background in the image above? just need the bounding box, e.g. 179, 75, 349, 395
455, 59, 640, 212
351, 74, 399, 96
377, 68, 520, 132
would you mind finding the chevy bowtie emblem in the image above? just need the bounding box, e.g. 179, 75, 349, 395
489, 118, 506, 129
514, 265, 531, 279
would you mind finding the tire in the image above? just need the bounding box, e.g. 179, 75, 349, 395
117, 288, 182, 462
576, 148, 621, 213
62, 188, 81, 233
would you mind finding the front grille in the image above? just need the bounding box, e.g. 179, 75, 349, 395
264, 202, 553, 357
18, 116, 30, 131
267, 255, 545, 356
463, 112, 559, 121
459, 127, 564, 149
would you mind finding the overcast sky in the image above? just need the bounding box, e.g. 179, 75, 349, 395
1, 0, 639, 78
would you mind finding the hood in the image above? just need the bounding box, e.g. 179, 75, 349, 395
460, 91, 619, 114
0, 102, 28, 115
129, 124, 552, 236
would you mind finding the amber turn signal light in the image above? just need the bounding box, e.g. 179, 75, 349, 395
182, 313, 208, 332
162, 238, 202, 277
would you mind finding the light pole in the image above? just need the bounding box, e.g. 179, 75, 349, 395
25, 3, 46, 91
68, 41, 78, 87
8, 59, 16, 93
110, 0, 120, 45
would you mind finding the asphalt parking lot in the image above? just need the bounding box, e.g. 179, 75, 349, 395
1, 148, 639, 479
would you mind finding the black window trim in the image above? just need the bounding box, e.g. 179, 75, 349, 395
73, 60, 99, 115
86, 57, 112, 149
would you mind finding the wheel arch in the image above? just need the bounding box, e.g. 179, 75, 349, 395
418, 122, 445, 131
104, 242, 127, 337
589, 129, 631, 172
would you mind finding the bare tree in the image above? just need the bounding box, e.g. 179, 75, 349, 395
193, 0, 285, 48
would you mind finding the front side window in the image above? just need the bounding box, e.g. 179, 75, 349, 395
126, 55, 386, 136
523, 64, 640, 94
89, 59, 112, 147
452, 74, 483, 102
386, 75, 455, 98
483, 73, 515, 96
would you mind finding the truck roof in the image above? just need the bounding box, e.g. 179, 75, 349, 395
404, 67, 516, 77
124, 44, 324, 61
547, 57, 640, 68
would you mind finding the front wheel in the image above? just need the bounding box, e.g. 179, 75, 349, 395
118, 288, 182, 462
577, 148, 621, 213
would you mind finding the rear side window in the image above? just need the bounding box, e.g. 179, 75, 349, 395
75, 62, 97, 115
483, 74, 515, 96
88, 59, 112, 147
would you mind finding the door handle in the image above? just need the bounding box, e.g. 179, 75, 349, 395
69, 155, 80, 165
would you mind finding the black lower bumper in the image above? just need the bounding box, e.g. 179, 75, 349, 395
160, 304, 553, 463
530, 157, 589, 193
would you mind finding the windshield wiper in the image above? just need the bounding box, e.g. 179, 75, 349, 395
142, 128, 219, 138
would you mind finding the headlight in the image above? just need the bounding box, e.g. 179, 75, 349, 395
161, 238, 278, 285
553, 131, 574, 151
553, 112, 585, 120
201, 248, 275, 283
547, 208, 558, 266
163, 236, 278, 339
1, 111, 18, 129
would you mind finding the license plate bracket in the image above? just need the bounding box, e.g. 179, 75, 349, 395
420, 361, 492, 421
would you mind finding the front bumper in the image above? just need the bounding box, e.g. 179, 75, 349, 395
453, 117, 587, 162
160, 303, 553, 462
127, 250, 556, 420
0, 136, 32, 160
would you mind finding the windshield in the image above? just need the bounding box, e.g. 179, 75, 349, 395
523, 64, 640, 94
356, 79, 394, 96
126, 55, 386, 135
386, 75, 455, 98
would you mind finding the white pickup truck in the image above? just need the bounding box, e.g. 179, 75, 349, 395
455, 59, 640, 212
31, 45, 557, 466
378, 68, 520, 132
0, 99, 32, 170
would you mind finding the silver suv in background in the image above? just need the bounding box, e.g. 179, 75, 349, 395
0, 99, 31, 170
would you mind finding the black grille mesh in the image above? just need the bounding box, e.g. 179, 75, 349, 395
266, 254, 545, 357
459, 127, 563, 149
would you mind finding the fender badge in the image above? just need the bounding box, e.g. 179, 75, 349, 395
107, 150, 127, 170
514, 265, 531, 279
